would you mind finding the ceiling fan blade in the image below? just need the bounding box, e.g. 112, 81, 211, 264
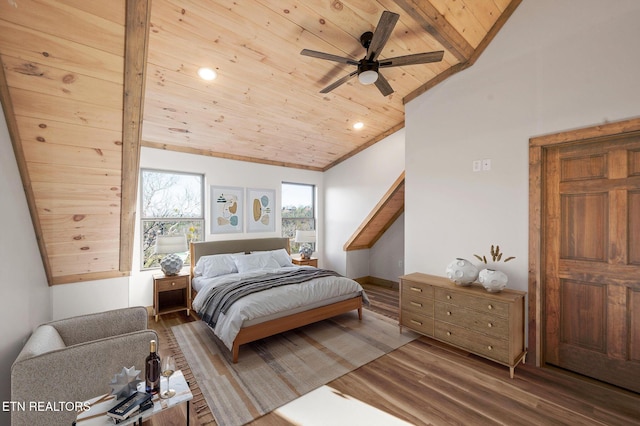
300, 49, 359, 66
367, 11, 399, 61
379, 51, 445, 68
374, 72, 394, 97
319, 70, 358, 93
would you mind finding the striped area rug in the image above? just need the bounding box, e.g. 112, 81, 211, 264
172, 310, 416, 426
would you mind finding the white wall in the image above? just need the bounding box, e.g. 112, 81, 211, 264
324, 129, 405, 277
370, 213, 404, 281
0, 103, 51, 423
404, 0, 640, 295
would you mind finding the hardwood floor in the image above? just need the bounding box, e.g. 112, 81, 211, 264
147, 283, 640, 426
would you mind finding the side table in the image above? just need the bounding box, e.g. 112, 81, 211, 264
292, 257, 318, 267
74, 370, 192, 425
153, 272, 191, 322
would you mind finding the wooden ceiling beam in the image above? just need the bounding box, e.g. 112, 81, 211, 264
394, 0, 474, 63
120, 0, 152, 274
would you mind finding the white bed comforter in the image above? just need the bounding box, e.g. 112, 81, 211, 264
192, 266, 367, 350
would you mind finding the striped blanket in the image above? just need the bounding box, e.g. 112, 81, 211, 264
199, 268, 343, 327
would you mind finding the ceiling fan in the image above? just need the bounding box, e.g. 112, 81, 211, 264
301, 11, 444, 97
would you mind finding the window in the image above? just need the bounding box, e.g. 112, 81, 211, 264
281, 182, 316, 254
140, 169, 204, 270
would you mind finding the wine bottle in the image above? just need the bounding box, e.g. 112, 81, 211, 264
145, 340, 161, 394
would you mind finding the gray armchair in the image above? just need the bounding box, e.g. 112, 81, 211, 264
11, 306, 158, 426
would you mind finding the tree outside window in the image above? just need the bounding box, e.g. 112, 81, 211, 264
141, 169, 204, 270
281, 182, 315, 254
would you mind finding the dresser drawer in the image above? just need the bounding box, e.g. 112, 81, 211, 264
157, 276, 188, 292
435, 287, 509, 317
402, 280, 434, 299
401, 310, 434, 336
435, 302, 509, 339
434, 321, 509, 363
403, 296, 434, 317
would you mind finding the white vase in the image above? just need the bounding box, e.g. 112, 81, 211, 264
478, 268, 508, 292
445, 258, 479, 286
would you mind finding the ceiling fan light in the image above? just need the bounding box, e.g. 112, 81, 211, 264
198, 67, 217, 81
358, 70, 378, 85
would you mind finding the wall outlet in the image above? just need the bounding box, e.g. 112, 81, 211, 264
472, 160, 482, 172
482, 159, 492, 171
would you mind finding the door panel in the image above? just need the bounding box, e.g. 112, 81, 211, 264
544, 136, 640, 393
560, 193, 608, 261
630, 191, 640, 265
630, 289, 640, 362
560, 279, 606, 353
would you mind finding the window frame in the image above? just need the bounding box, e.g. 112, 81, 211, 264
281, 182, 316, 254
140, 168, 205, 271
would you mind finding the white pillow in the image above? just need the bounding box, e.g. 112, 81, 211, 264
251, 248, 294, 267
194, 254, 237, 278
269, 248, 294, 267
234, 252, 281, 273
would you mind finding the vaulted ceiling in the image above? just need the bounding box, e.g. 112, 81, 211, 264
0, 0, 520, 284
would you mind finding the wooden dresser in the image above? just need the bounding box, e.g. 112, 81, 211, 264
399, 272, 526, 378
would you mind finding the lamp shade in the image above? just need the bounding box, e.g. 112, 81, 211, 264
294, 230, 316, 244
154, 235, 188, 254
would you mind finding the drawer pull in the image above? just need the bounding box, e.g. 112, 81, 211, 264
446, 311, 452, 316
171, 282, 176, 286
487, 304, 493, 310
446, 331, 452, 336
446, 295, 452, 300
410, 301, 423, 307
410, 287, 422, 293
410, 319, 423, 326
487, 322, 493, 328
487, 345, 493, 351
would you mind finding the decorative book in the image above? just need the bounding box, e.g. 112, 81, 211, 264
106, 391, 153, 421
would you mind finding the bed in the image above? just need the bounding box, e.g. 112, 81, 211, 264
189, 238, 367, 363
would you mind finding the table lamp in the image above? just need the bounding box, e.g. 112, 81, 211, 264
154, 235, 188, 276
294, 230, 316, 260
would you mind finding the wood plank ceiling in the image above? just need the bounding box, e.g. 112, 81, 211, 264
0, 0, 521, 285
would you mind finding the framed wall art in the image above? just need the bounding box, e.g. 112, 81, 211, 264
210, 186, 244, 234
247, 188, 275, 232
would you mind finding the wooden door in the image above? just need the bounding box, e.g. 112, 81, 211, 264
543, 135, 640, 392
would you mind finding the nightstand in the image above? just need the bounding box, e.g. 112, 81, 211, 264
292, 257, 318, 267
153, 272, 191, 322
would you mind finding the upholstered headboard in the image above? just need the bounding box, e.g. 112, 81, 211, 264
190, 238, 290, 277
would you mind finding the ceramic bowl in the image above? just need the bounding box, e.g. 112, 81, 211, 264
445, 258, 479, 286
478, 268, 508, 292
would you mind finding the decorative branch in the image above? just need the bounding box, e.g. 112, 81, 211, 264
473, 244, 515, 264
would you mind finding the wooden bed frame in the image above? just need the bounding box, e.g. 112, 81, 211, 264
189, 238, 363, 363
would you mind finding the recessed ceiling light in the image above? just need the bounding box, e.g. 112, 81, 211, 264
197, 67, 217, 81
353, 122, 364, 130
